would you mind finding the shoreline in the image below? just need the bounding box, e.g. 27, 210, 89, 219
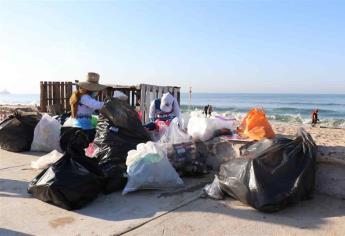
1, 103, 344, 129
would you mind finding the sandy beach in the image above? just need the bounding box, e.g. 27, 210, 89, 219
272, 123, 345, 147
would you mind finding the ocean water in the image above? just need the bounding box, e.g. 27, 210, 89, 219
180, 93, 345, 128
1, 93, 344, 128
0, 93, 39, 105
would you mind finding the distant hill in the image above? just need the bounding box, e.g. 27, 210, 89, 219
0, 89, 10, 94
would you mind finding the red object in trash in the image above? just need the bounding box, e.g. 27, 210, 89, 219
155, 119, 171, 130
85, 142, 98, 158
137, 111, 143, 121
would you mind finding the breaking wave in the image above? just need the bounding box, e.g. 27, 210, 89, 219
180, 105, 345, 129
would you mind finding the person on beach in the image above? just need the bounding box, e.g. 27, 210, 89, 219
207, 105, 213, 117
203, 105, 209, 118
68, 72, 107, 142
311, 109, 319, 127
146, 92, 181, 130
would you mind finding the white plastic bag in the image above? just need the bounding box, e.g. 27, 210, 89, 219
31, 114, 62, 152
123, 141, 184, 195
160, 118, 192, 144
187, 113, 234, 141
31, 150, 63, 169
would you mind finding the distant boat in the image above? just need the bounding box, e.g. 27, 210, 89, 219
0, 89, 10, 94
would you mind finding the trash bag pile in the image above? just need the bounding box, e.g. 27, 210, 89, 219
0, 111, 41, 152
123, 141, 184, 195
203, 128, 316, 212
31, 114, 62, 152
17, 101, 317, 213
94, 98, 151, 193
28, 130, 104, 210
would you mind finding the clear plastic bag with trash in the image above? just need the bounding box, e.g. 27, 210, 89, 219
159, 117, 192, 144
31, 114, 62, 152
187, 111, 235, 141
123, 141, 184, 195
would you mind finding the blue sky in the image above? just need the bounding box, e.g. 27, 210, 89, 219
0, 0, 344, 94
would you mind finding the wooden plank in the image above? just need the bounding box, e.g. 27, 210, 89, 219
40, 81, 47, 112
152, 86, 158, 100
60, 82, 66, 112
58, 82, 62, 112
46, 82, 50, 108
46, 82, 50, 106
140, 84, 146, 123
173, 88, 178, 99
59, 82, 64, 111
158, 86, 163, 99
64, 82, 68, 111
54, 82, 61, 113
177, 89, 181, 104
162, 87, 168, 94
66, 82, 73, 111
50, 82, 54, 106
131, 90, 135, 107
145, 85, 152, 123
50, 82, 56, 115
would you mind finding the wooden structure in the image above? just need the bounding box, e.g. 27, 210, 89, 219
40, 81, 73, 114
40, 81, 180, 123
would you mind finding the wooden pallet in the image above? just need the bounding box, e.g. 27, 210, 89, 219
40, 81, 180, 123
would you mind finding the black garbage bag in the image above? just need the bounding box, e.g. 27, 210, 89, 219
28, 130, 104, 210
94, 98, 151, 193
0, 111, 41, 152
217, 128, 316, 212
60, 126, 96, 152
167, 142, 209, 177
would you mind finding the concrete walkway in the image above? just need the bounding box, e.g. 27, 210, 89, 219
1, 150, 345, 236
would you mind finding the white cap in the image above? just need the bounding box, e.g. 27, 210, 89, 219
160, 93, 174, 113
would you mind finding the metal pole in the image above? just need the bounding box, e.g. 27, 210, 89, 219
189, 86, 192, 111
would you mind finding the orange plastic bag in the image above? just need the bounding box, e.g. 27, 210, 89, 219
238, 108, 275, 140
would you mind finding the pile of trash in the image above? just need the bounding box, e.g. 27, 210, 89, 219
0, 104, 318, 213
202, 128, 316, 212
28, 130, 104, 210
0, 111, 64, 153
